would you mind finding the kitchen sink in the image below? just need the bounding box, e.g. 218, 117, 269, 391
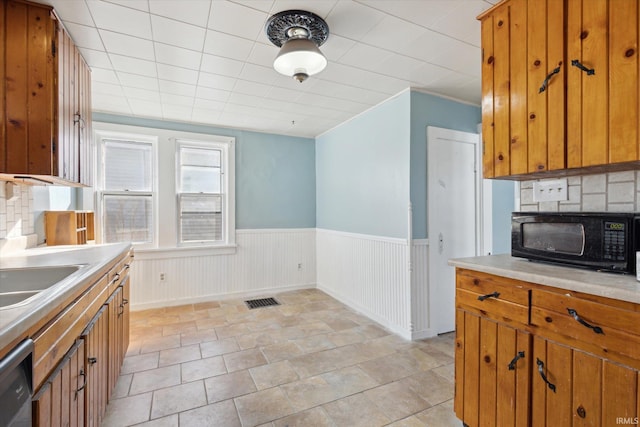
0, 291, 40, 307
0, 265, 84, 308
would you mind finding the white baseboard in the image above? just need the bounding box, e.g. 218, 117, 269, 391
411, 329, 437, 340
317, 284, 413, 341
131, 282, 316, 311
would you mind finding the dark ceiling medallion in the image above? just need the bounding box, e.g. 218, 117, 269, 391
265, 10, 330, 48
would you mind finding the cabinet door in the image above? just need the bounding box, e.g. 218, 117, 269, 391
55, 18, 75, 182
120, 274, 131, 361
33, 339, 85, 427
455, 310, 531, 427
480, 0, 523, 178
532, 337, 639, 426
567, 0, 640, 167
532, 337, 573, 427
479, 0, 564, 178
77, 52, 92, 186
106, 287, 122, 396
82, 306, 109, 427
3, 0, 56, 175
527, 0, 565, 174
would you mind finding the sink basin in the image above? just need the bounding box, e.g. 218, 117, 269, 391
0, 291, 40, 307
0, 265, 83, 308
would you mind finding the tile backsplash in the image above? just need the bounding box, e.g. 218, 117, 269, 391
520, 171, 640, 212
0, 182, 34, 239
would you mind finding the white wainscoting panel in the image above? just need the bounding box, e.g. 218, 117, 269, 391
316, 228, 412, 339
411, 239, 433, 339
129, 228, 316, 310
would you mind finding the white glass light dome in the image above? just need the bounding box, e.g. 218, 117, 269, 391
273, 38, 327, 82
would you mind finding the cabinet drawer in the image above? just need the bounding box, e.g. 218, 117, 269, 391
456, 288, 529, 325
33, 274, 109, 390
456, 270, 530, 324
531, 289, 640, 362
457, 270, 530, 306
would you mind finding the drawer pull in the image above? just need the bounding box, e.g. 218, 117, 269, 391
122, 298, 129, 306
536, 358, 556, 393
112, 272, 121, 284
88, 357, 97, 365
75, 369, 86, 400
477, 291, 500, 301
571, 59, 595, 76
567, 308, 604, 334
508, 351, 525, 370
539, 64, 561, 93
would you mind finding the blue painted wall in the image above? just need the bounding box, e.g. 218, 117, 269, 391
409, 91, 482, 239
315, 92, 411, 239
93, 113, 316, 229
491, 179, 515, 254
95, 93, 513, 247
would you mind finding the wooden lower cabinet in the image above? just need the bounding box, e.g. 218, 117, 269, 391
106, 263, 131, 396
33, 339, 85, 427
455, 268, 640, 427
532, 337, 639, 427
82, 306, 109, 427
121, 276, 130, 360
455, 310, 530, 427
28, 246, 132, 426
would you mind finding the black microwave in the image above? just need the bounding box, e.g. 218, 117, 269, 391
511, 212, 640, 274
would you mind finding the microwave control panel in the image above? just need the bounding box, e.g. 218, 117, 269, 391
603, 221, 626, 261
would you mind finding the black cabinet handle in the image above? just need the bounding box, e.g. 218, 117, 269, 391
539, 64, 562, 93
571, 59, 595, 75
567, 308, 604, 334
122, 298, 129, 306
112, 272, 120, 284
75, 369, 86, 400
477, 291, 500, 301
88, 357, 97, 365
537, 358, 556, 393
508, 351, 525, 370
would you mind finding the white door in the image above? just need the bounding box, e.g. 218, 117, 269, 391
427, 127, 480, 334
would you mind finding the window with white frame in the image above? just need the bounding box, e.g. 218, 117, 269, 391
97, 132, 156, 246
177, 139, 229, 245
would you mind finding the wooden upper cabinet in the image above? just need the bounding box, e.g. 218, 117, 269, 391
479, 0, 640, 179
0, 0, 92, 186
2, 0, 56, 178
567, 0, 639, 168
480, 0, 566, 179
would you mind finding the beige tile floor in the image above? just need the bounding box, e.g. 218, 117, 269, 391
102, 289, 463, 427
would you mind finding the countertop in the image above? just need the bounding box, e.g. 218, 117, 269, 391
0, 243, 131, 353
449, 254, 640, 304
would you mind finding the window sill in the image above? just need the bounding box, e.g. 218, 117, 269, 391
134, 244, 237, 260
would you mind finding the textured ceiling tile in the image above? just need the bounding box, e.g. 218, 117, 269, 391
149, 0, 210, 27
49, 0, 499, 136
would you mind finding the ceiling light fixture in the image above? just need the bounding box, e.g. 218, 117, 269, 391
265, 10, 329, 83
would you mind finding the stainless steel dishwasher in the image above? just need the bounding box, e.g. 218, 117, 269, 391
0, 339, 33, 427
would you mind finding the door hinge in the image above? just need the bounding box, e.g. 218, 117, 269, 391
51, 40, 56, 57
52, 139, 56, 153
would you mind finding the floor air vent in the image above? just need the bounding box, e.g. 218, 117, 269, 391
245, 297, 280, 309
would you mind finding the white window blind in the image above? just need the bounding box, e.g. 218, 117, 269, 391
101, 138, 155, 245
177, 143, 224, 244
